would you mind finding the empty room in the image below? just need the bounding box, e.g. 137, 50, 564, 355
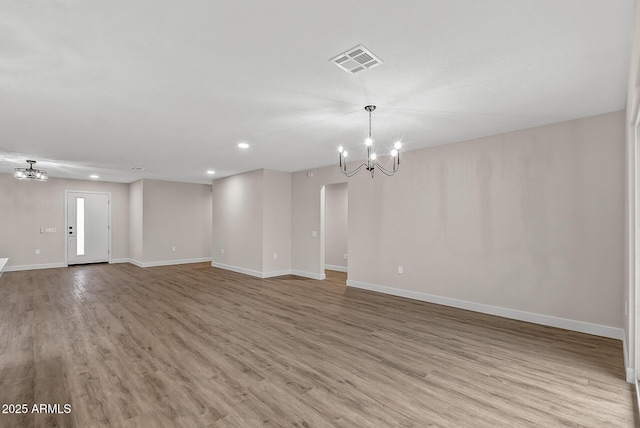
2, 1, 640, 426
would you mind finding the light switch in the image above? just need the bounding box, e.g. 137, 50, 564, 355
312, 231, 317, 238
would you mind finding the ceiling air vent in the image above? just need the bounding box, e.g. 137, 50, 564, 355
330, 45, 383, 74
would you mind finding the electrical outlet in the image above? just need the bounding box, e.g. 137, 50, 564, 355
273, 253, 278, 260
344, 253, 348, 260
221, 248, 224, 254
398, 266, 403, 274
35, 249, 40, 255
40, 227, 44, 233
171, 246, 176, 252
312, 231, 317, 238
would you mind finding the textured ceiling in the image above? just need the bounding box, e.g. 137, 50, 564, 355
0, 0, 634, 183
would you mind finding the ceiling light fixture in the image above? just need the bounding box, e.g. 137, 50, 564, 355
238, 142, 249, 149
207, 170, 215, 175
90, 174, 99, 179
14, 160, 48, 181
338, 105, 401, 178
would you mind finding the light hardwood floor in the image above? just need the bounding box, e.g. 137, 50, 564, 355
0, 263, 637, 427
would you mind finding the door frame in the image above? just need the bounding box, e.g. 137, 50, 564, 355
633, 105, 640, 382
64, 190, 112, 266
320, 182, 349, 277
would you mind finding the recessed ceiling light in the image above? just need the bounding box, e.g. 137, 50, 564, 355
207, 170, 215, 175
90, 174, 99, 179
238, 142, 249, 149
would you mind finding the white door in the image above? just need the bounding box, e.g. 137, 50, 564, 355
67, 192, 110, 265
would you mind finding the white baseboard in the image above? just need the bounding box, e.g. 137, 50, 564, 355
325, 264, 347, 272
627, 368, 636, 384
263, 269, 293, 278
291, 270, 326, 280
636, 378, 640, 414
131, 257, 212, 268
211, 262, 327, 280
623, 337, 635, 384
2, 258, 212, 271
0, 258, 8, 277
347, 279, 624, 341
211, 262, 266, 278
4, 262, 67, 272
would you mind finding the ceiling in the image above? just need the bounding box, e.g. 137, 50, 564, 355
0, 0, 634, 184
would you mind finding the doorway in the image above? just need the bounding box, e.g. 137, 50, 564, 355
66, 191, 111, 265
322, 183, 348, 276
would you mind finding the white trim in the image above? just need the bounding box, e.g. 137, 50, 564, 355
4, 262, 67, 272
291, 270, 326, 280
110, 258, 131, 264
131, 257, 212, 268
211, 262, 328, 280
627, 367, 636, 384
633, 107, 640, 389
623, 336, 634, 383
325, 264, 347, 272
320, 186, 326, 275
0, 258, 8, 277
263, 269, 293, 278
211, 262, 265, 278
623, 336, 636, 383
636, 378, 640, 415
347, 279, 624, 340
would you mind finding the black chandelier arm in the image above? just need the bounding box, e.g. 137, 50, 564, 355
374, 162, 399, 176
340, 162, 368, 177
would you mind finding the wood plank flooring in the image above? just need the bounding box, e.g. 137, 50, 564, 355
0, 263, 637, 427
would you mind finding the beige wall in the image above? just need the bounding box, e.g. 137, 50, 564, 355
212, 169, 264, 272
129, 180, 143, 261
212, 169, 293, 276
325, 182, 348, 269
0, 174, 129, 268
292, 111, 625, 329
140, 179, 212, 263
262, 170, 292, 274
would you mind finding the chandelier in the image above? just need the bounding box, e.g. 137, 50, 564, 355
338, 105, 401, 177
14, 160, 48, 181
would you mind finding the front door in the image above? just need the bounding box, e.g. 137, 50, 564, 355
66, 192, 110, 265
